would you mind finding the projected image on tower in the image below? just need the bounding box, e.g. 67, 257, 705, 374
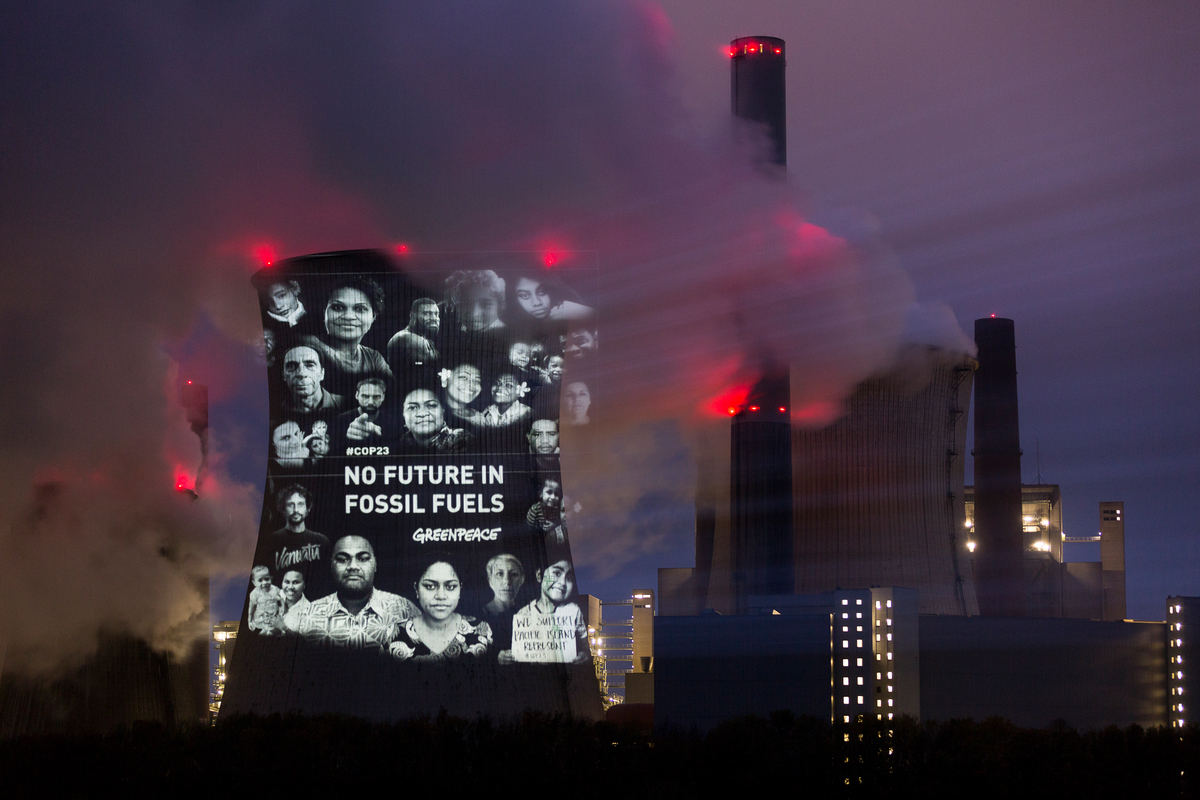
222, 250, 600, 719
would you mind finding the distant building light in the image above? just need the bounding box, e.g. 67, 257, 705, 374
967, 541, 977, 552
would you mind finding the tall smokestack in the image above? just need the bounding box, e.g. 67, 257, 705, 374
729, 37, 793, 608
973, 317, 1025, 616
730, 36, 786, 167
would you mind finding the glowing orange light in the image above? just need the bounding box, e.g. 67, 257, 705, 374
727, 406, 737, 415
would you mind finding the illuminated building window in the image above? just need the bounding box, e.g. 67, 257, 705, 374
844, 716, 850, 723
842, 659, 849, 667
887, 672, 893, 679
842, 640, 849, 648
877, 700, 882, 707
876, 601, 882, 609
887, 652, 893, 661
888, 699, 894, 707
844, 734, 850, 742
857, 696, 864, 705
876, 634, 881, 642
842, 600, 849, 606
856, 639, 863, 648
888, 686, 893, 693
887, 634, 893, 642
888, 713, 894, 720
842, 613, 848, 619
875, 620, 881, 627
843, 696, 849, 705
843, 677, 849, 686
857, 677, 864, 686
876, 672, 882, 680
886, 600, 892, 608
856, 658, 863, 667
856, 599, 863, 605
856, 613, 862, 619
876, 654, 882, 661
842, 626, 848, 632
887, 619, 892, 626
856, 626, 862, 632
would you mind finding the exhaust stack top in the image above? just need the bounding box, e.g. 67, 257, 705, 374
731, 36, 786, 167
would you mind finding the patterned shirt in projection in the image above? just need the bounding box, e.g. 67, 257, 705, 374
295, 589, 418, 651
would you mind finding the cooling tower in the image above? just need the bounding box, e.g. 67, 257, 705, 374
220, 250, 602, 721
792, 347, 980, 616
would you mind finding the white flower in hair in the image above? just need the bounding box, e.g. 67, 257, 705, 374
439, 368, 453, 388
517, 381, 530, 398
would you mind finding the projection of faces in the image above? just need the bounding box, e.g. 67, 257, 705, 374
460, 278, 503, 332
332, 536, 377, 597
307, 420, 329, 457
447, 364, 482, 407
403, 389, 445, 444
282, 491, 309, 528
492, 374, 519, 405
416, 562, 461, 622
281, 571, 306, 604
514, 277, 551, 320
412, 300, 440, 336
564, 329, 597, 359
267, 282, 300, 317
283, 346, 325, 409
539, 560, 576, 606
563, 381, 591, 425
509, 342, 531, 369
544, 356, 564, 383
356, 381, 385, 413
540, 479, 562, 509
528, 419, 559, 454
487, 556, 524, 611
272, 421, 309, 466
325, 287, 376, 344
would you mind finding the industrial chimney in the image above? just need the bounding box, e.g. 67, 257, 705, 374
730, 36, 787, 166
972, 317, 1026, 616
728, 37, 793, 607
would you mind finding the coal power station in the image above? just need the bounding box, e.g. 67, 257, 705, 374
654, 35, 1174, 733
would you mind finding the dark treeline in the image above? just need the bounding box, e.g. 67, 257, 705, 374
2, 712, 1198, 798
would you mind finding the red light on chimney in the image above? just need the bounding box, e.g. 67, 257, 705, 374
779, 406, 786, 413
749, 405, 760, 412
251, 243, 276, 266
991, 313, 996, 317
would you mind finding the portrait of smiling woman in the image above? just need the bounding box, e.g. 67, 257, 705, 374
302, 275, 393, 396
389, 554, 493, 662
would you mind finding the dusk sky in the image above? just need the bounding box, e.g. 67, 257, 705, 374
0, 2, 1196, 667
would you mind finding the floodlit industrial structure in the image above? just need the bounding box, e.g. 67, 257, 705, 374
653, 34, 1181, 733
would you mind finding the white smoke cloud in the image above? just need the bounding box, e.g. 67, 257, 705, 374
0, 1, 966, 669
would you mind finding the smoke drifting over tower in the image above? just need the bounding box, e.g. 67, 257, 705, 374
972, 317, 1026, 617
730, 37, 787, 167
728, 38, 794, 607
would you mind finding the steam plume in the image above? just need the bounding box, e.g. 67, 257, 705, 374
0, 1, 966, 667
